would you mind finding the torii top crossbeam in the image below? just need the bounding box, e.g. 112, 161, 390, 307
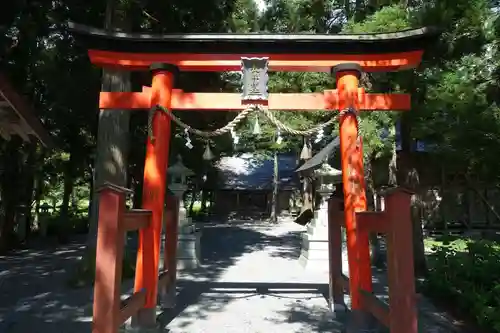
68, 23, 438, 112
68, 22, 438, 72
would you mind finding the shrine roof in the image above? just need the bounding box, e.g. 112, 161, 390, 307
68, 22, 439, 55
296, 137, 341, 173
216, 153, 298, 191
0, 73, 52, 147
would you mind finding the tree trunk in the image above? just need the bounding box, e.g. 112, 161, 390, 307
32, 159, 44, 232
131, 159, 144, 208
20, 144, 37, 240
270, 152, 279, 223
344, 0, 351, 20
201, 188, 209, 215
59, 152, 76, 243
86, 0, 131, 249
188, 187, 197, 216
354, 0, 366, 22
388, 142, 397, 186
132, 175, 143, 208
397, 114, 427, 277
0, 139, 21, 252
87, 163, 94, 218
60, 154, 75, 222
366, 155, 385, 268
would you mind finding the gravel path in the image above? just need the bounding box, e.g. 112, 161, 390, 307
161, 220, 344, 333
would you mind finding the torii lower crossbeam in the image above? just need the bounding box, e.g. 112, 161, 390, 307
100, 89, 411, 111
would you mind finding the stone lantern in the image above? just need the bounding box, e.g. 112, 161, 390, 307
167, 155, 201, 269
314, 161, 342, 225
315, 161, 342, 195
168, 155, 194, 197
299, 160, 342, 270
168, 155, 195, 233
39, 202, 52, 237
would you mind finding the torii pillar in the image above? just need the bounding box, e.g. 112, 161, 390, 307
334, 63, 374, 328
132, 63, 178, 327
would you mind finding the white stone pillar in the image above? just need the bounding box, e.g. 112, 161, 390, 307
299, 190, 332, 270
177, 199, 201, 270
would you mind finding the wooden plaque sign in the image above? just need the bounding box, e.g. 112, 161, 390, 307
241, 57, 269, 102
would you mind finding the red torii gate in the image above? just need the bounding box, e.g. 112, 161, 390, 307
69, 22, 438, 333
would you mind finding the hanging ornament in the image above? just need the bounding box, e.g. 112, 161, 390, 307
300, 138, 312, 160
230, 128, 239, 145
202, 143, 215, 161
314, 127, 324, 143
184, 128, 193, 149
276, 130, 283, 145
356, 135, 362, 149
252, 116, 261, 135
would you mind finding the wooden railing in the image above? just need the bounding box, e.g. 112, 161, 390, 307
329, 187, 418, 333
92, 182, 176, 333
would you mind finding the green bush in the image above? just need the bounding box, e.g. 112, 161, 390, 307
423, 237, 500, 331
189, 201, 211, 221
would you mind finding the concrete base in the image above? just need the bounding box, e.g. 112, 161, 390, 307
299, 214, 330, 270
345, 309, 380, 333
328, 299, 349, 321
159, 281, 176, 309
177, 230, 201, 270
131, 308, 157, 329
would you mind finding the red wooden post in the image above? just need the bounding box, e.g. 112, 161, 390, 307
134, 63, 177, 326
384, 187, 418, 333
334, 63, 372, 310
353, 136, 372, 294
328, 197, 345, 310
93, 183, 128, 333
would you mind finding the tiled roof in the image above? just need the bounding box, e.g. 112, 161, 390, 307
216, 153, 299, 190
296, 137, 340, 173
0, 73, 52, 147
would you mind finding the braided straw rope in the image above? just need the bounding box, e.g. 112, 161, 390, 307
148, 105, 256, 142
260, 108, 343, 136
148, 104, 354, 142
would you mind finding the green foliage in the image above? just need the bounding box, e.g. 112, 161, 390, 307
424, 238, 500, 331
418, 52, 500, 177
229, 0, 260, 32
340, 1, 500, 182
189, 200, 212, 221
343, 5, 411, 33
341, 5, 412, 161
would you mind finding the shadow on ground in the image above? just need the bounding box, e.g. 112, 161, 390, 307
0, 220, 485, 333
158, 222, 312, 328
0, 220, 313, 333
0, 237, 94, 333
